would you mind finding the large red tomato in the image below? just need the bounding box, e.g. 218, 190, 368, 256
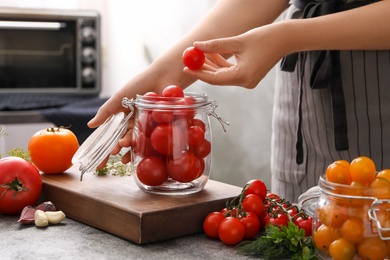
0, 156, 42, 215
28, 127, 79, 174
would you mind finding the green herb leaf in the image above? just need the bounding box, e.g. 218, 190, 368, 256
239, 222, 318, 260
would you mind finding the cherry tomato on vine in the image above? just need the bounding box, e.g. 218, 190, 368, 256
203, 211, 225, 239
28, 127, 79, 174
218, 217, 246, 245
244, 179, 267, 200
0, 157, 42, 215
240, 212, 261, 239
242, 194, 264, 217
182, 47, 205, 70
266, 213, 289, 228
293, 216, 313, 236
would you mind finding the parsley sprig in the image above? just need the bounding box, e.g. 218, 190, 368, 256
239, 222, 318, 260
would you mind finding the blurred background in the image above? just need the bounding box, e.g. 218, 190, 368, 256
0, 0, 276, 189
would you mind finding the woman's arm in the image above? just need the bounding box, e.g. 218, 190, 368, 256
88, 0, 288, 128
184, 0, 390, 88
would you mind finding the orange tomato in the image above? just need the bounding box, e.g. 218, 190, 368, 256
313, 224, 333, 251
326, 160, 352, 185
377, 169, 390, 183
357, 237, 387, 260
28, 127, 79, 174
317, 203, 348, 228
329, 237, 356, 260
368, 177, 390, 199
349, 156, 376, 185
341, 217, 365, 244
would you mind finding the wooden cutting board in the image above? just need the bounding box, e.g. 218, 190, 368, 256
40, 166, 242, 244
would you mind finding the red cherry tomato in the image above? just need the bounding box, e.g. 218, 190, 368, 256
244, 179, 267, 200
136, 111, 156, 137
293, 216, 313, 236
182, 47, 205, 70
136, 156, 168, 186
188, 126, 205, 146
240, 212, 261, 239
150, 124, 185, 156
151, 101, 175, 123
167, 151, 202, 182
242, 194, 264, 217
191, 118, 206, 133
161, 85, 184, 98
190, 138, 211, 158
203, 211, 225, 239
0, 157, 42, 215
218, 217, 246, 245
266, 213, 289, 228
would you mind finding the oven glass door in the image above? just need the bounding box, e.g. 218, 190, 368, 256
0, 20, 77, 90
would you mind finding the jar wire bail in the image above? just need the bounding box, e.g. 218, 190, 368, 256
206, 100, 229, 132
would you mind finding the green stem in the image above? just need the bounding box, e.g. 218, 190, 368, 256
0, 177, 28, 199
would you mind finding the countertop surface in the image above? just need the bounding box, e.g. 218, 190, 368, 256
0, 215, 253, 260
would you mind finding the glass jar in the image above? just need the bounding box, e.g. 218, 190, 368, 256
72, 92, 228, 195
298, 176, 390, 260
130, 92, 227, 195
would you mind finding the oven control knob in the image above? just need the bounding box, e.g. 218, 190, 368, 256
82, 67, 96, 84
81, 47, 96, 64
81, 26, 96, 43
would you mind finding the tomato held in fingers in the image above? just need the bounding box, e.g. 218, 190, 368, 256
182, 47, 205, 70
0, 157, 42, 215
28, 127, 79, 174
218, 216, 246, 245
203, 211, 225, 239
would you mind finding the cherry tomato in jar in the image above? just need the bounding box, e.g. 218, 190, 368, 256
28, 127, 79, 174
0, 157, 42, 215
244, 179, 267, 200
218, 216, 246, 245
167, 151, 202, 182
203, 211, 225, 239
150, 123, 185, 156
136, 156, 168, 186
161, 85, 184, 98
182, 47, 205, 70
190, 138, 211, 158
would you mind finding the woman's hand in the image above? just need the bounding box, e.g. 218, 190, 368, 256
183, 23, 287, 89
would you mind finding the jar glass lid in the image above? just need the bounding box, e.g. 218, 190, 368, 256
72, 105, 133, 180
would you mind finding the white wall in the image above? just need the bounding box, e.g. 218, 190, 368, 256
0, 0, 275, 189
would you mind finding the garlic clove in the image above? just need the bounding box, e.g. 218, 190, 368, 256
34, 210, 49, 227
35, 201, 56, 212
18, 206, 36, 224
44, 211, 66, 224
